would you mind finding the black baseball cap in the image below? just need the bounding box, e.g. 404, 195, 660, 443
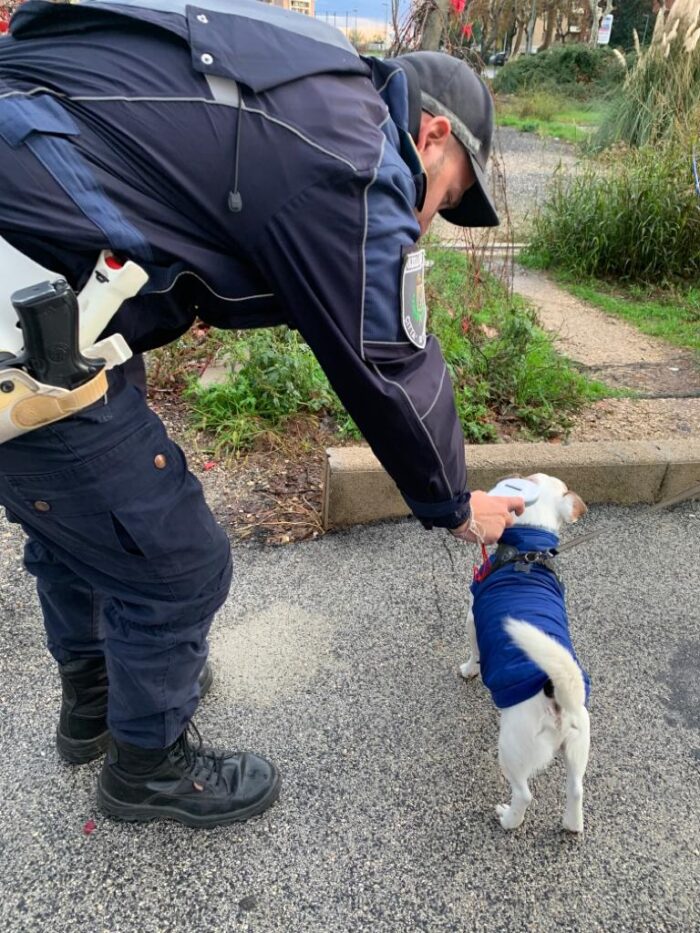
394, 51, 499, 228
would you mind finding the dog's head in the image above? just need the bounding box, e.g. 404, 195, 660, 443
498, 473, 587, 534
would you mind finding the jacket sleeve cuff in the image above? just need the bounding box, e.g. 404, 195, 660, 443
401, 490, 472, 531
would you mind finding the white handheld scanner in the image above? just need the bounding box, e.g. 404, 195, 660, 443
488, 477, 541, 507
76, 252, 149, 348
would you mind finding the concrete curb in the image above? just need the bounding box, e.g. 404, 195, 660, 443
322, 439, 700, 529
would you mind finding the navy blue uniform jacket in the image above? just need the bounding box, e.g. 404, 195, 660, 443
0, 0, 471, 529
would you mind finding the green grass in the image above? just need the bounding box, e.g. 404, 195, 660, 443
496, 93, 608, 144
182, 328, 358, 453
159, 249, 610, 453
546, 273, 700, 355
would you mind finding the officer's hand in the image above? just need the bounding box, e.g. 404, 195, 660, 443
450, 490, 525, 545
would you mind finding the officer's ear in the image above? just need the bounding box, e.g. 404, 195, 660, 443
415, 113, 452, 159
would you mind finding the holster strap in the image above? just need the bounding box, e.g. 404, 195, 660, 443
11, 368, 108, 429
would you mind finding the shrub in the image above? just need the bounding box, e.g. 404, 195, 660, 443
525, 139, 700, 283
493, 45, 626, 99
423, 250, 606, 441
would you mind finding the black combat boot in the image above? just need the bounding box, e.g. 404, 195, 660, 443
97, 723, 281, 827
57, 659, 214, 764
56, 658, 110, 764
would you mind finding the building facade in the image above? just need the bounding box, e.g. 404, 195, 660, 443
260, 0, 315, 15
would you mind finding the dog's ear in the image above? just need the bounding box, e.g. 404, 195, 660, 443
561, 491, 588, 524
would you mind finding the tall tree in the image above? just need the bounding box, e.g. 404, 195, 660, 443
610, 0, 655, 49
421, 0, 454, 49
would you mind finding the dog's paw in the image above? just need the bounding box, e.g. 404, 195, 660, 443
496, 804, 524, 830
459, 657, 480, 680
562, 814, 584, 834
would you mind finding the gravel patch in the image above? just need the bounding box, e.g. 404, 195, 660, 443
567, 398, 700, 442
494, 127, 579, 234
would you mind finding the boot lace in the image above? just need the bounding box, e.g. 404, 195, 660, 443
173, 722, 227, 789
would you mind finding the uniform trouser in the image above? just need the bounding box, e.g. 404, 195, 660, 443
0, 369, 233, 748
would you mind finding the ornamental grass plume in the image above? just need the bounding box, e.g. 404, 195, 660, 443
595, 0, 700, 149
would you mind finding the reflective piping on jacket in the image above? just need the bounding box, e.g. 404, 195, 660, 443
0, 86, 57, 100
359, 133, 385, 362
148, 268, 273, 303
0, 87, 232, 105
242, 105, 358, 172
0, 88, 360, 172
371, 360, 452, 494
419, 363, 447, 422
375, 67, 402, 95
363, 340, 412, 346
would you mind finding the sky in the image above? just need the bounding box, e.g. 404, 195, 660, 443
314, 0, 410, 37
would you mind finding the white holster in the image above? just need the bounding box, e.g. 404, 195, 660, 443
0, 246, 148, 444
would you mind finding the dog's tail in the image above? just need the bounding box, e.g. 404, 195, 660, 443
505, 618, 585, 713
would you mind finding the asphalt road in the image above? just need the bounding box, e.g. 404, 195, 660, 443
0, 503, 698, 932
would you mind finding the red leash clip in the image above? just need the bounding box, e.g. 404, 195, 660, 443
472, 542, 490, 583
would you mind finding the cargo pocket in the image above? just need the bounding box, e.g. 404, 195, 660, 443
107, 439, 219, 565
5, 418, 185, 575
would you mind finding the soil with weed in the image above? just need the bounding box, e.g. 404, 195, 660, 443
149, 387, 329, 546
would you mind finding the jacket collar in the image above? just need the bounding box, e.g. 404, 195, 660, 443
499, 526, 560, 552
367, 58, 427, 211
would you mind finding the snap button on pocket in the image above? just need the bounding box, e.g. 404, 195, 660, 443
33, 500, 51, 512
154, 454, 167, 470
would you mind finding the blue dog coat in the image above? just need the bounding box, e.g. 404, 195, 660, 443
470, 527, 591, 709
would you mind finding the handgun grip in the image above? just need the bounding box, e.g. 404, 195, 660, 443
11, 280, 103, 390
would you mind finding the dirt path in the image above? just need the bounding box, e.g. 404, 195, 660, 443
511, 265, 700, 442
512, 266, 700, 396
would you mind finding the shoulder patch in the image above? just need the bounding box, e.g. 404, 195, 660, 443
401, 248, 427, 349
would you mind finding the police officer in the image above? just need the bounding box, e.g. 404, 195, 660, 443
0, 0, 525, 828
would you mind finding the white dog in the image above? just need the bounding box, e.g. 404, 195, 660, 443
460, 474, 590, 832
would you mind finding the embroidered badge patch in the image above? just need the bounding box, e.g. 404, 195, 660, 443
401, 248, 427, 349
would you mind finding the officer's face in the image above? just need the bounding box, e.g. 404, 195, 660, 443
415, 114, 475, 236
